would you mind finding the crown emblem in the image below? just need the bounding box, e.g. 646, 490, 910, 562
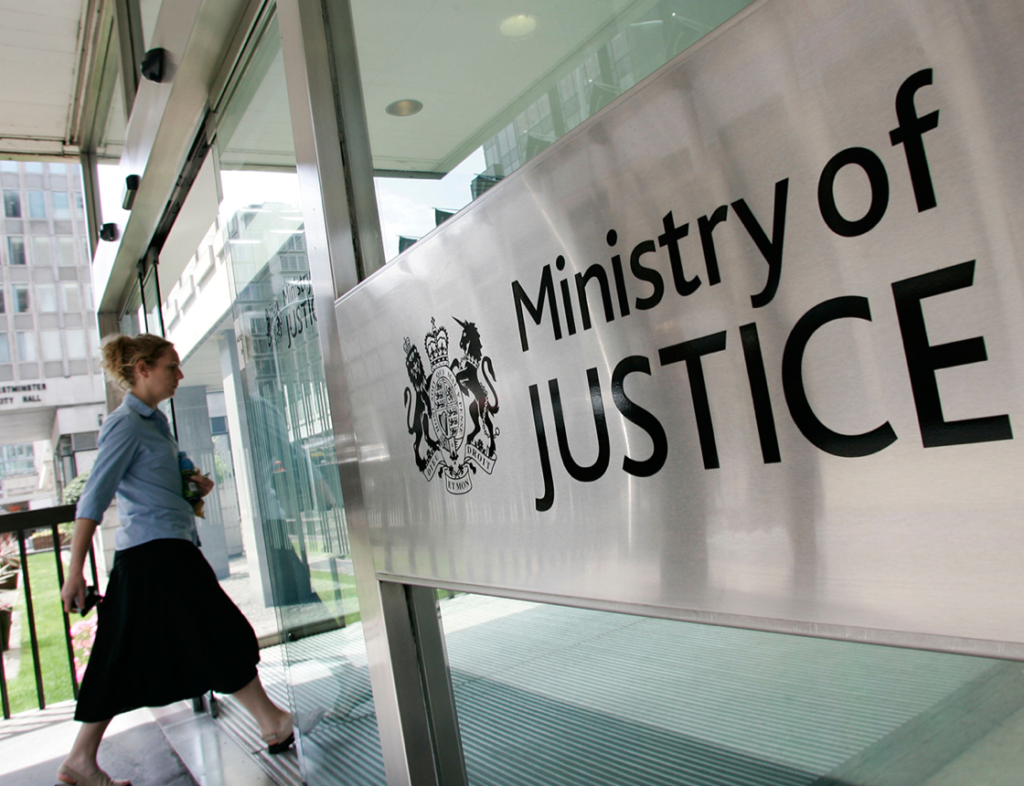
403, 336, 413, 356
424, 318, 449, 368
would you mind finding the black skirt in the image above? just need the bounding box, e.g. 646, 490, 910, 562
75, 538, 260, 722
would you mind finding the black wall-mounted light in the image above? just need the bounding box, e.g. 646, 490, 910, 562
122, 174, 140, 210
99, 222, 118, 242
141, 48, 166, 83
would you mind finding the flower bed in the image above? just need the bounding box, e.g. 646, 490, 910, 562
70, 615, 98, 682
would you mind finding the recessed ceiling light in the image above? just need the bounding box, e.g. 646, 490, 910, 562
385, 99, 423, 117
500, 14, 537, 39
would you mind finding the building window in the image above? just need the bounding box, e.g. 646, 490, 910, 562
40, 330, 62, 361
13, 285, 29, 312
16, 332, 36, 361
24, 162, 42, 174
36, 284, 57, 313
52, 191, 70, 220
27, 190, 46, 219
73, 191, 85, 220
62, 282, 81, 312
57, 237, 75, 265
49, 163, 66, 175
0, 333, 9, 363
0, 288, 4, 314
66, 329, 87, 359
3, 189, 21, 218
0, 162, 17, 173
7, 237, 26, 265
32, 237, 51, 266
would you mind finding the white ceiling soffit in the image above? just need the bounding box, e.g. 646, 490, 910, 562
0, 0, 91, 157
0, 408, 56, 443
352, 0, 652, 175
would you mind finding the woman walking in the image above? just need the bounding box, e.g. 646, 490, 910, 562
58, 334, 293, 786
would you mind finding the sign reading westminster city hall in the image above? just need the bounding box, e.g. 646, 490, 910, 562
335, 0, 1024, 656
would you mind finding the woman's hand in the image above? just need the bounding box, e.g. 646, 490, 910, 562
194, 473, 215, 498
61, 570, 87, 615
62, 518, 99, 614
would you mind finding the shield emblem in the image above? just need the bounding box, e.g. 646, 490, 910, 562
429, 366, 465, 455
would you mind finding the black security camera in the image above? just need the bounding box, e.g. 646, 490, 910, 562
141, 48, 165, 83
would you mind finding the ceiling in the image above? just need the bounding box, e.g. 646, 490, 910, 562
351, 0, 648, 174
0, 0, 93, 157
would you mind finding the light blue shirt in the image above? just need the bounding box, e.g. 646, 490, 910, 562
76, 392, 197, 551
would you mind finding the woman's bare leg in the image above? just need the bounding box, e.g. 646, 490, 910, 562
59, 719, 118, 780
231, 675, 291, 740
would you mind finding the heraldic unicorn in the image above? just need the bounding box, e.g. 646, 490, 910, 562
403, 317, 499, 494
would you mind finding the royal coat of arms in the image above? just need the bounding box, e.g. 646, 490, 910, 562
403, 317, 499, 494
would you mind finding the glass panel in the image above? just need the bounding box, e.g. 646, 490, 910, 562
32, 236, 52, 266
440, 594, 1023, 785
356, 0, 755, 261
56, 237, 75, 265
0, 161, 17, 173
24, 162, 42, 174
153, 14, 381, 782
66, 329, 87, 359
118, 276, 144, 336
73, 191, 85, 221
52, 191, 70, 220
62, 282, 82, 312
7, 237, 25, 265
13, 285, 29, 312
27, 190, 46, 218
16, 332, 36, 361
99, 60, 127, 162
0, 287, 4, 313
142, 266, 163, 336
219, 20, 351, 629
3, 189, 20, 218
36, 284, 57, 313
0, 333, 9, 363
40, 330, 62, 361
49, 163, 67, 175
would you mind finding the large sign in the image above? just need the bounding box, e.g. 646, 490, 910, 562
335, 0, 1024, 656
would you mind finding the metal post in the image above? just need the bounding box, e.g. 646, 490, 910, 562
52, 524, 81, 699
407, 586, 469, 786
17, 529, 46, 709
0, 593, 9, 718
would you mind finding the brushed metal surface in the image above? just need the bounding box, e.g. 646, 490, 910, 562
334, 0, 1024, 653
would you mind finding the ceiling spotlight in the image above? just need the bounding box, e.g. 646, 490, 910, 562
385, 99, 423, 117
500, 14, 537, 39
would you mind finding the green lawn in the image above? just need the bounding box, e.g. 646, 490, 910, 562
5, 551, 82, 714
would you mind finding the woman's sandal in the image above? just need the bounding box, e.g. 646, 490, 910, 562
261, 714, 295, 755
55, 762, 131, 786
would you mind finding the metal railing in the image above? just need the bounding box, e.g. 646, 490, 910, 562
0, 504, 91, 720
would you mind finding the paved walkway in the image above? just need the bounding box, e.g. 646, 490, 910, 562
0, 703, 195, 786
